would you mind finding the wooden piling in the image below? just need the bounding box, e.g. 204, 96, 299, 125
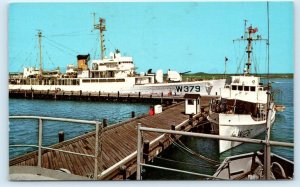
103, 118, 108, 128
189, 114, 193, 125
58, 131, 64, 142
120, 165, 127, 180
143, 140, 150, 163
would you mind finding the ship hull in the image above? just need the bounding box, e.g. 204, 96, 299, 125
208, 107, 276, 153
9, 79, 226, 96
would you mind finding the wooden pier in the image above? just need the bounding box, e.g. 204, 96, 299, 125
9, 97, 214, 180
9, 89, 187, 104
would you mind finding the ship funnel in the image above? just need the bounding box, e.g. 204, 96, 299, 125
156, 69, 163, 83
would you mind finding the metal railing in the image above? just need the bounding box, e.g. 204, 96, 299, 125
9, 116, 103, 180
136, 123, 294, 180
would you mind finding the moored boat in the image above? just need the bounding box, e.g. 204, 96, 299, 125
207, 23, 276, 153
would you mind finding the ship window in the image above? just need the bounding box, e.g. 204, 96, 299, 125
188, 99, 194, 105
232, 85, 237, 90
244, 86, 250, 91
107, 79, 115, 82
116, 79, 125, 82
82, 79, 91, 83
91, 79, 98, 83
238, 86, 243, 91
250, 86, 256, 91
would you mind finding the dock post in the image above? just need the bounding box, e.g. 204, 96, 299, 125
171, 123, 176, 131
103, 118, 107, 128
189, 114, 193, 125
171, 123, 176, 139
161, 92, 163, 104
137, 123, 142, 180
31, 90, 34, 99
38, 118, 43, 168
58, 131, 64, 142
120, 165, 127, 180
131, 111, 135, 118
138, 92, 141, 98
143, 140, 150, 163
117, 91, 120, 98
24, 90, 27, 98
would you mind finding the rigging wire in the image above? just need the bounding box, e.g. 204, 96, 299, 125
91, 34, 99, 59
10, 37, 35, 67
44, 48, 57, 69
44, 39, 77, 57
148, 154, 217, 169
169, 134, 220, 165
48, 29, 92, 37
43, 36, 80, 54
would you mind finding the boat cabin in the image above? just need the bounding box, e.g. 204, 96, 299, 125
221, 76, 267, 104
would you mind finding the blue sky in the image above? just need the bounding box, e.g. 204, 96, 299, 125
8, 2, 293, 74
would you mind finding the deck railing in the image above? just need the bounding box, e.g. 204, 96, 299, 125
137, 123, 294, 180
9, 116, 102, 180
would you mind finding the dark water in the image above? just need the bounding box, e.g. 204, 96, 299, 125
9, 78, 294, 180
9, 99, 150, 159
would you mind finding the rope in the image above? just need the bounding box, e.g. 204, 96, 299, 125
169, 135, 220, 165
148, 154, 218, 169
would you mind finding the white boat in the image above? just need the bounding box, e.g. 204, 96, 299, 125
207, 23, 276, 153
9, 18, 225, 96
213, 151, 293, 180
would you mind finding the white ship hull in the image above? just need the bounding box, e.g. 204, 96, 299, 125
208, 107, 276, 153
9, 79, 226, 96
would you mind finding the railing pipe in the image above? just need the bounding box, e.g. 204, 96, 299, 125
139, 127, 294, 148
94, 121, 100, 180
136, 123, 142, 180
9, 116, 96, 125
38, 118, 43, 167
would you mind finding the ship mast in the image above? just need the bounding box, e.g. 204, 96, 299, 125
38, 31, 43, 76
93, 14, 106, 60
234, 21, 267, 76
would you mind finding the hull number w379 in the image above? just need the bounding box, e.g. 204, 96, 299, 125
175, 86, 201, 92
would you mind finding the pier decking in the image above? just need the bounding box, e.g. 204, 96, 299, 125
9, 98, 213, 180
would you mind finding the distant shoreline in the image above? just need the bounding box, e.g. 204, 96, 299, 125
182, 73, 293, 80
